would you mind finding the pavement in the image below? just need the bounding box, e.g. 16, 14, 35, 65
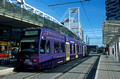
57, 55, 98, 79
0, 58, 17, 75
95, 55, 120, 79
1, 54, 120, 79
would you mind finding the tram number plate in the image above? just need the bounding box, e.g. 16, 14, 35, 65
24, 59, 30, 64
24, 59, 32, 65
25, 59, 30, 62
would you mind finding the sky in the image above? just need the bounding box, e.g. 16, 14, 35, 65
25, 0, 106, 47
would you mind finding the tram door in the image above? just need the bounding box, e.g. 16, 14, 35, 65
65, 42, 70, 61
83, 46, 85, 56
75, 44, 78, 58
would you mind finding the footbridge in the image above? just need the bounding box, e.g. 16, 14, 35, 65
0, 0, 81, 40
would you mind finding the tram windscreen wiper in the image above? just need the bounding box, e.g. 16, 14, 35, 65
21, 42, 38, 54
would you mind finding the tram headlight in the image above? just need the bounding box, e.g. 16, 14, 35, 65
33, 58, 38, 62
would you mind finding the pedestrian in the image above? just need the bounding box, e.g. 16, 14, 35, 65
106, 45, 109, 58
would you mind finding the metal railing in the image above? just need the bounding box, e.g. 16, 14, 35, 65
0, 1, 44, 26
0, 0, 81, 41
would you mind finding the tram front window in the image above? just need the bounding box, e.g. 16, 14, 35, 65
21, 40, 38, 54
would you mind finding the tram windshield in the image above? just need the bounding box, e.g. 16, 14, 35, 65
21, 37, 38, 54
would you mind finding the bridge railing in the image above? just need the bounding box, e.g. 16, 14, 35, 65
0, 1, 44, 26
0, 1, 80, 40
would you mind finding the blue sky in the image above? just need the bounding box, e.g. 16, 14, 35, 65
25, 0, 106, 47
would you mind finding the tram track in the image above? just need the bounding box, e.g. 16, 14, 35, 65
22, 73, 40, 79
84, 55, 100, 79
21, 57, 90, 79
54, 55, 99, 79
17, 69, 46, 79
24, 57, 90, 79
0, 54, 99, 79
26, 56, 94, 79
54, 57, 90, 79
0, 69, 42, 79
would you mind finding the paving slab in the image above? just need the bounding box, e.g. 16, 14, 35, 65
59, 56, 98, 79
95, 55, 120, 79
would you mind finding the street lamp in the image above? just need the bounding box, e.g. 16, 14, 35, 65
86, 35, 88, 44
88, 37, 90, 45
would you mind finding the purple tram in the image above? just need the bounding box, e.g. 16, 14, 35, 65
17, 28, 87, 69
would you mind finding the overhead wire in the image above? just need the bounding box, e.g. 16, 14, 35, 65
59, 10, 68, 22
40, 0, 62, 19
48, 0, 90, 6
40, 0, 102, 45
80, 2, 102, 45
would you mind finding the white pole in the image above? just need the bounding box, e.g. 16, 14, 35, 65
78, 7, 80, 22
69, 8, 71, 30
78, 7, 80, 37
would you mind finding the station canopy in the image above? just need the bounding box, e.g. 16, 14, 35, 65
103, 20, 120, 44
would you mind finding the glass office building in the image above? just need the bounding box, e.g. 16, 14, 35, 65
106, 0, 120, 20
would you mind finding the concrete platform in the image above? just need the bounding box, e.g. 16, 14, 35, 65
95, 55, 120, 79
58, 56, 98, 79
0, 67, 14, 75
0, 58, 17, 75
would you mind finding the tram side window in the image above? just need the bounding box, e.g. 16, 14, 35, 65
46, 40, 50, 54
40, 40, 50, 54
61, 43, 65, 53
54, 41, 60, 53
82, 46, 83, 53
74, 44, 75, 53
79, 45, 81, 54
40, 40, 46, 54
70, 44, 72, 54
77, 45, 79, 53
